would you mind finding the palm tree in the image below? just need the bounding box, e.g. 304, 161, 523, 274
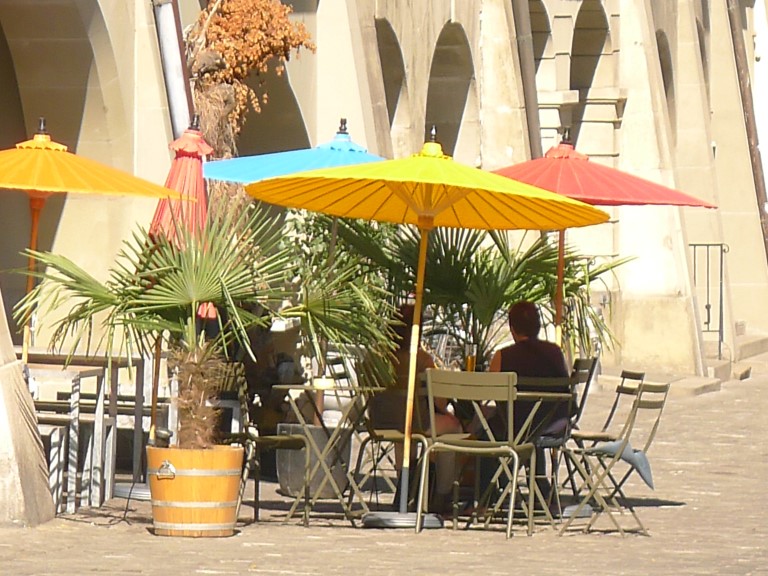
334, 219, 628, 368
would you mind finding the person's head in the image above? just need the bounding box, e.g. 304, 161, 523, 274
508, 301, 541, 341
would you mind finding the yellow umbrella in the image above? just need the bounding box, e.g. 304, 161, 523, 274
0, 118, 184, 360
245, 138, 609, 527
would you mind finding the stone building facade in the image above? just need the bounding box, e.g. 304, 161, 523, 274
0, 0, 766, 377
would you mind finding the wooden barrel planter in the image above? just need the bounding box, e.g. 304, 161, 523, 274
146, 445, 243, 537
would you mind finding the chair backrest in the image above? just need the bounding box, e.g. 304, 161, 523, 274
425, 369, 517, 443
515, 375, 579, 443
599, 370, 646, 435
570, 357, 599, 426
627, 381, 670, 453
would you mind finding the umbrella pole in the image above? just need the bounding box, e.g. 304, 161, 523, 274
398, 227, 430, 514
554, 229, 566, 346
362, 226, 441, 529
22, 197, 46, 365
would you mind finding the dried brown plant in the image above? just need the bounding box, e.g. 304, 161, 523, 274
186, 0, 315, 158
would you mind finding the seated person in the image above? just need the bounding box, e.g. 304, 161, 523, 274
369, 303, 463, 511
480, 301, 569, 506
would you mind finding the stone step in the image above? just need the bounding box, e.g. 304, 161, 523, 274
593, 372, 721, 397
704, 358, 732, 381
734, 334, 768, 361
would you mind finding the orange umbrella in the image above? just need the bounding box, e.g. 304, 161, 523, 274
146, 116, 214, 439
0, 117, 183, 360
0, 118, 183, 291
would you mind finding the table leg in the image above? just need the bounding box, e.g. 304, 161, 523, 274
285, 393, 369, 525
89, 371, 106, 507
65, 375, 80, 514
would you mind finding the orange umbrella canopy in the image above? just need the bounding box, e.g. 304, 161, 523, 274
493, 138, 716, 326
493, 140, 716, 208
146, 117, 214, 439
0, 117, 183, 267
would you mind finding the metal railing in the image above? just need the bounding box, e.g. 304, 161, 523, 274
690, 243, 729, 359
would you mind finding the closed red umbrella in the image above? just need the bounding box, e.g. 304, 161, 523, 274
149, 116, 213, 247
147, 115, 213, 438
493, 137, 716, 327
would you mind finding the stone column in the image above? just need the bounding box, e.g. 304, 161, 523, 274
0, 289, 54, 526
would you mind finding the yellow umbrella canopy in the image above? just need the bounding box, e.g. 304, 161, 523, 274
245, 139, 609, 524
0, 122, 181, 199
244, 141, 606, 231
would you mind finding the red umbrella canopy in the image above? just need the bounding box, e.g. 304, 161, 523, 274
493, 139, 716, 329
149, 119, 213, 247
493, 141, 716, 208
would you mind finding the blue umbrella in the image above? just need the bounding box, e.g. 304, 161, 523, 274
203, 118, 384, 183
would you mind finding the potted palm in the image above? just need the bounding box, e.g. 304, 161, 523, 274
15, 202, 290, 536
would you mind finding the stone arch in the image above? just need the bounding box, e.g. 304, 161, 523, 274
0, 21, 29, 340
375, 19, 406, 129
696, 19, 710, 99
0, 1, 130, 342
375, 18, 412, 158
425, 22, 475, 157
656, 29, 676, 145
529, 0, 551, 75
569, 0, 611, 143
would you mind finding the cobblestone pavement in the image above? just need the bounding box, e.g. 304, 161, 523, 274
0, 376, 766, 575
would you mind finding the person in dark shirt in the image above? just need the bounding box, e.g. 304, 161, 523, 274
479, 301, 569, 509
490, 301, 569, 436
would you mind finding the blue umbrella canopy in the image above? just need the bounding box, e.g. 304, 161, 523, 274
203, 118, 384, 183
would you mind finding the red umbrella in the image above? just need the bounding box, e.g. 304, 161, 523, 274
493, 138, 716, 327
147, 115, 213, 438
495, 140, 717, 208
149, 116, 213, 247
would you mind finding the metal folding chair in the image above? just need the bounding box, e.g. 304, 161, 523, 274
558, 380, 670, 536
563, 369, 644, 497
516, 375, 579, 521
416, 369, 534, 538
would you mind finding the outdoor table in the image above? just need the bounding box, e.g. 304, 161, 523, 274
19, 348, 148, 482
27, 363, 110, 512
274, 382, 379, 526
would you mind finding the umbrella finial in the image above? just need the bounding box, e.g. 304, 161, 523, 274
562, 127, 572, 145
190, 113, 201, 131
338, 118, 348, 134
429, 125, 437, 142
37, 117, 48, 135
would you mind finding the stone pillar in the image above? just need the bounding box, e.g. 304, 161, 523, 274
0, 289, 54, 526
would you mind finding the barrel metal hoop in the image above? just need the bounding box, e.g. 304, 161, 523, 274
152, 521, 235, 531
147, 468, 241, 477
151, 500, 237, 509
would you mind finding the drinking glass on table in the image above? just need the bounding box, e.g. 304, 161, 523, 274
465, 344, 477, 372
